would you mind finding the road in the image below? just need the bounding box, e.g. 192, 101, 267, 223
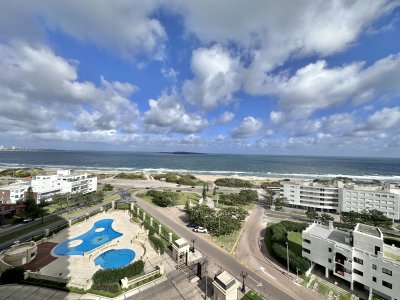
235, 201, 322, 300
132, 194, 308, 300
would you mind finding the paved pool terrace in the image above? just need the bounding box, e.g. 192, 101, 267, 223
37, 210, 160, 287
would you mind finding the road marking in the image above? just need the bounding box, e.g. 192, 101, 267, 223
248, 275, 263, 287
258, 267, 276, 280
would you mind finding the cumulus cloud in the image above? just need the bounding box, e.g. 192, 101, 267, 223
0, 42, 140, 135
260, 54, 400, 117
230, 116, 263, 138
143, 91, 208, 134
215, 111, 235, 124
0, 0, 166, 60
183, 45, 243, 110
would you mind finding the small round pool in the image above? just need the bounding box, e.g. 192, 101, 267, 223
94, 249, 136, 269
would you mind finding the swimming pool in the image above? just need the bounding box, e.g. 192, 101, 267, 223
53, 219, 122, 256
94, 249, 136, 269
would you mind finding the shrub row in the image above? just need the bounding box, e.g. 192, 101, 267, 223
0, 267, 24, 284
384, 237, 400, 248
91, 282, 121, 293
148, 234, 165, 254
92, 260, 144, 285
214, 178, 253, 188
265, 221, 310, 275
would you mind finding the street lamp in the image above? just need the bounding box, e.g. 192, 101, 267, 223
191, 238, 196, 252
296, 268, 299, 282
240, 271, 248, 292
286, 242, 290, 273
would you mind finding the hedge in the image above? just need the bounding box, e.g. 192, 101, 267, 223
92, 260, 144, 285
91, 282, 121, 293
383, 237, 400, 248
0, 267, 24, 284
265, 221, 310, 275
149, 234, 165, 254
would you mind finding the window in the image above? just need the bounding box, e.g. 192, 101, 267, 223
328, 258, 332, 263
372, 264, 377, 270
382, 281, 392, 289
375, 246, 381, 255
353, 269, 363, 276
302, 248, 310, 254
303, 239, 311, 244
372, 277, 376, 282
354, 257, 363, 265
329, 248, 332, 253
382, 268, 392, 276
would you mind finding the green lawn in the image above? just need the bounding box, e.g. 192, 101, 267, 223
175, 192, 200, 205
241, 291, 263, 300
209, 221, 246, 253
287, 231, 303, 257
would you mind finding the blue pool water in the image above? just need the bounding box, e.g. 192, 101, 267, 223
94, 249, 136, 269
53, 219, 122, 256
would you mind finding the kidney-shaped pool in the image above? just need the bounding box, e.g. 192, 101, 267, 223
53, 219, 122, 256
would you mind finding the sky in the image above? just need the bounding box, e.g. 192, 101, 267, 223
0, 1, 399, 157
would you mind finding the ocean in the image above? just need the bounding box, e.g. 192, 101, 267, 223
0, 150, 399, 181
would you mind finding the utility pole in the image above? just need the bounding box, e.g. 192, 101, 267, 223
286, 242, 289, 273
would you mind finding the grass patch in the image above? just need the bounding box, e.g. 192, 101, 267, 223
287, 231, 303, 257
241, 291, 263, 300
175, 192, 199, 205
102, 194, 120, 203
384, 251, 400, 261
210, 222, 245, 253
0, 215, 63, 244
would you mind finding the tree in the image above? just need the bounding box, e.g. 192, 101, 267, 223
24, 187, 38, 215
320, 212, 334, 224
274, 197, 287, 211
305, 208, 319, 220
102, 184, 114, 192
213, 187, 217, 196
202, 183, 207, 201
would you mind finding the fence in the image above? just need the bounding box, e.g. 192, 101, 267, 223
130, 204, 179, 244
120, 265, 163, 289
25, 270, 70, 284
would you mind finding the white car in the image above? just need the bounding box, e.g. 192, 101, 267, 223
193, 227, 207, 233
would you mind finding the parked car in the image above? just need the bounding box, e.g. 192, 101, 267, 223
193, 227, 207, 233
23, 217, 35, 223
186, 223, 197, 228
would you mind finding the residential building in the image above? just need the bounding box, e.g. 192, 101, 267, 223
280, 180, 342, 212
339, 183, 400, 221
0, 183, 30, 204
302, 222, 400, 300
31, 170, 97, 201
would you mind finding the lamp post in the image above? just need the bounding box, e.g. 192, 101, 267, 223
240, 271, 248, 293
296, 268, 299, 282
286, 242, 289, 273
191, 238, 196, 252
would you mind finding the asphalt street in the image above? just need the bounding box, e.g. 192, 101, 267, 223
132, 194, 303, 300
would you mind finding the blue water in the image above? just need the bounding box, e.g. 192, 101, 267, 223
94, 249, 136, 269
0, 150, 399, 180
53, 219, 122, 256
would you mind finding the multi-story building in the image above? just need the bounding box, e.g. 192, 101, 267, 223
31, 170, 97, 201
339, 183, 400, 221
0, 183, 30, 204
280, 180, 342, 212
302, 222, 400, 300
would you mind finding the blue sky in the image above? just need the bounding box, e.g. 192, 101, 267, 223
0, 1, 399, 157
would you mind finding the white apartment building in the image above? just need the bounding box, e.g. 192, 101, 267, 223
31, 170, 97, 202
0, 183, 30, 204
303, 222, 400, 300
280, 180, 342, 212
339, 183, 400, 221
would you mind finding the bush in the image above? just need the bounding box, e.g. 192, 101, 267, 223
279, 221, 308, 232
114, 173, 146, 180
384, 237, 400, 248
146, 190, 178, 207
0, 267, 25, 284
214, 178, 253, 188
271, 243, 310, 274
92, 260, 144, 286
91, 282, 121, 293
102, 184, 114, 191
149, 235, 166, 254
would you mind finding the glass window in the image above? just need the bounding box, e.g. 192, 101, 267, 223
382, 268, 392, 276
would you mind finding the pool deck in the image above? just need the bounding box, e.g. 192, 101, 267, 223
40, 210, 159, 286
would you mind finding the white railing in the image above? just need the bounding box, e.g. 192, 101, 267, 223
83, 240, 119, 262
120, 266, 162, 289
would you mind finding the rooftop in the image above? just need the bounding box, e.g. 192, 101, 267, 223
355, 223, 381, 238
305, 223, 352, 249
214, 271, 236, 290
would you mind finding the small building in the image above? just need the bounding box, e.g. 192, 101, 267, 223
0, 183, 30, 204
212, 271, 240, 300
303, 221, 400, 300
172, 238, 190, 265
0, 241, 38, 271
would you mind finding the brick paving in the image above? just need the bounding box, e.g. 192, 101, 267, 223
23, 242, 58, 271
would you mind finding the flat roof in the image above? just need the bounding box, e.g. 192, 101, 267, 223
214, 271, 236, 290
305, 223, 352, 249
355, 223, 381, 238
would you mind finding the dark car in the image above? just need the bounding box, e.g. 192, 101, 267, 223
186, 223, 197, 228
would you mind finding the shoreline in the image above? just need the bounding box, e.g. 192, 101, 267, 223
0, 165, 399, 182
